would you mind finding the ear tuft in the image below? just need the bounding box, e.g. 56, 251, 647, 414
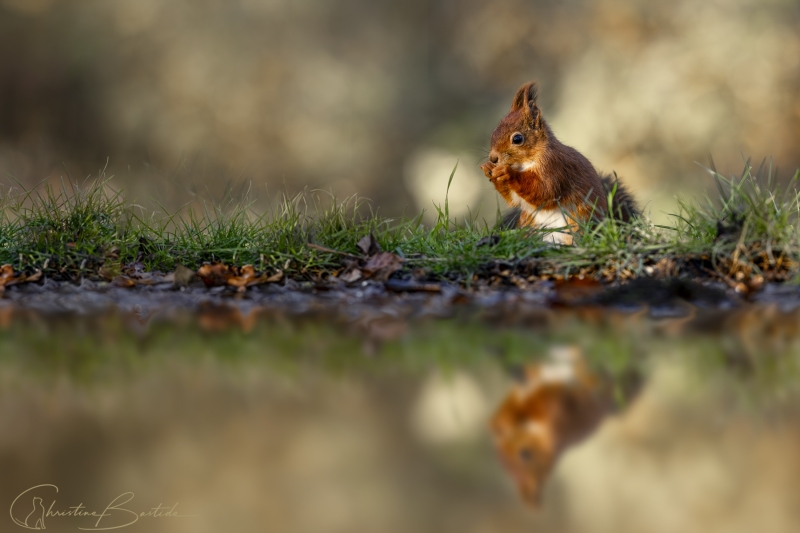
525, 82, 539, 107
510, 83, 528, 112
523, 82, 539, 120
510, 82, 540, 116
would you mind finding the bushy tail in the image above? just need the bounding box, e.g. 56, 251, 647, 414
600, 173, 639, 222
499, 207, 522, 229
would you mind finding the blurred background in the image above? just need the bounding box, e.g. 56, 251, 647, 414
1, 0, 799, 222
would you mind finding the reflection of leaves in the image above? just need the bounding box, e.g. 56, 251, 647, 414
197, 302, 257, 332
362, 252, 403, 282
553, 277, 602, 305
0, 264, 42, 293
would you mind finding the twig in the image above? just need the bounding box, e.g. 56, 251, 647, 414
701, 266, 739, 291
306, 243, 362, 259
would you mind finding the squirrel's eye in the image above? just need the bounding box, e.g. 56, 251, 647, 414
511, 133, 524, 145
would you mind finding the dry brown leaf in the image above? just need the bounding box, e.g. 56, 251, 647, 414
226, 265, 257, 288
197, 263, 233, 287
25, 270, 42, 283
339, 267, 362, 283
0, 264, 42, 293
112, 275, 136, 288
0, 265, 15, 286
357, 234, 381, 256
227, 265, 284, 288
362, 252, 403, 282
264, 270, 284, 283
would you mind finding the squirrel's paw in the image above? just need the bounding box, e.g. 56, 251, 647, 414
480, 161, 495, 179
488, 164, 513, 184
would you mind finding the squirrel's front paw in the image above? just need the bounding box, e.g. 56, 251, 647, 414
488, 164, 513, 184
480, 161, 495, 179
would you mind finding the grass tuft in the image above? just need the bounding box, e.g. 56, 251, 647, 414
1, 159, 799, 286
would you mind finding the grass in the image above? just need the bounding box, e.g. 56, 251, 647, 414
0, 158, 798, 286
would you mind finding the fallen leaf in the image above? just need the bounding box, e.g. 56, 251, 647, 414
357, 234, 382, 256
337, 258, 364, 283
340, 268, 362, 283
227, 265, 284, 288
112, 276, 136, 288
187, 263, 285, 290
362, 252, 403, 282
226, 265, 257, 288
197, 263, 233, 287
0, 264, 43, 293
264, 270, 284, 283
0, 265, 14, 286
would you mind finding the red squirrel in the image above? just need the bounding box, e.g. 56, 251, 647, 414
481, 82, 638, 244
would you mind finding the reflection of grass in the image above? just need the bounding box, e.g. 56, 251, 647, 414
1, 312, 798, 410
0, 159, 798, 285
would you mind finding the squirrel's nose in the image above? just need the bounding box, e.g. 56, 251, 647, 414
489, 153, 499, 164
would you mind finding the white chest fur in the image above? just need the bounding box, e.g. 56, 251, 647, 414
509, 191, 574, 245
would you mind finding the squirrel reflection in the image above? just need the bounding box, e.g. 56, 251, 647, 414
490, 347, 641, 507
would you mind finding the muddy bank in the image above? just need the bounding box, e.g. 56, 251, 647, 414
2, 275, 798, 318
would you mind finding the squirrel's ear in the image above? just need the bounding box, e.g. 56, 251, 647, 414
532, 104, 542, 128
523, 82, 539, 110
523, 82, 541, 125
510, 82, 533, 112
511, 82, 540, 121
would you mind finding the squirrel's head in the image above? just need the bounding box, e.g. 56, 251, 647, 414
490, 389, 558, 508
488, 81, 550, 169
490, 358, 611, 508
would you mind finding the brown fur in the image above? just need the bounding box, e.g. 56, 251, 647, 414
481, 82, 638, 231
490, 355, 614, 507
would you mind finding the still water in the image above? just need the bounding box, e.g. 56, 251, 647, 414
1, 303, 799, 533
